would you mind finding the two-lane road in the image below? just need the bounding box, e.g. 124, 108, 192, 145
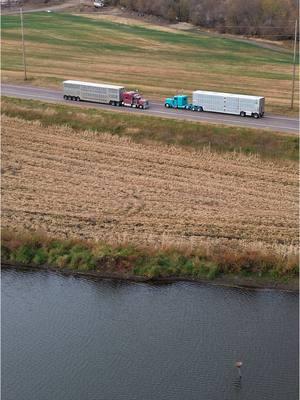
1, 84, 299, 134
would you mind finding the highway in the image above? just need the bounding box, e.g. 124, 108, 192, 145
1, 83, 299, 134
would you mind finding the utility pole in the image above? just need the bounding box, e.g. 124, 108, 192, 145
20, 7, 27, 80
291, 19, 298, 110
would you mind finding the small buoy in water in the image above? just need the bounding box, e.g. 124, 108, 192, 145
235, 361, 243, 379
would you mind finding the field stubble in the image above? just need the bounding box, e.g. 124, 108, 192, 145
2, 116, 298, 264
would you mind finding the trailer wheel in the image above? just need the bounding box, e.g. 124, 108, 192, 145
252, 113, 259, 119
63, 95, 67, 100
197, 106, 203, 112
240, 111, 246, 117
192, 107, 197, 112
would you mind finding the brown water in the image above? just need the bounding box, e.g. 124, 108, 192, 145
2, 269, 299, 400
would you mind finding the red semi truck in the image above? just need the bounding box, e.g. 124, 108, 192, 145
63, 80, 149, 109
121, 91, 149, 109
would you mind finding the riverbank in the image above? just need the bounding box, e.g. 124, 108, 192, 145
2, 262, 298, 291
1, 231, 298, 291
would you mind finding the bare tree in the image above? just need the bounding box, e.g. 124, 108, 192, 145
107, 0, 298, 38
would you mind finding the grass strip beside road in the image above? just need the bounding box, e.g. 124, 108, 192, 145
2, 96, 298, 161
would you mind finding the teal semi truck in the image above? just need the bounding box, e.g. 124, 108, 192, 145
165, 91, 265, 118
164, 95, 194, 110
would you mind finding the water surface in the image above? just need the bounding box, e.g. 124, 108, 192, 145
2, 269, 299, 400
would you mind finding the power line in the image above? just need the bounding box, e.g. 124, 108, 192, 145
233, 34, 296, 36
213, 26, 297, 28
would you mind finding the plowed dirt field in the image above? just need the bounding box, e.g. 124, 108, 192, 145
2, 116, 298, 255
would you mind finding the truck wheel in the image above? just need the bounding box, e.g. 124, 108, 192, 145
240, 111, 246, 117
165, 104, 170, 108
252, 113, 259, 119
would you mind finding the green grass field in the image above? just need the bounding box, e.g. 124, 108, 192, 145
1, 12, 299, 115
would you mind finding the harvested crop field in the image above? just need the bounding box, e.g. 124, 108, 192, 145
1, 116, 298, 257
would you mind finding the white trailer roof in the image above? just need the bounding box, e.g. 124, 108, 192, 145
193, 90, 264, 100
63, 80, 124, 90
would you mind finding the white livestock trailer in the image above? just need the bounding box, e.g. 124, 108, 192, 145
63, 80, 125, 105
192, 90, 265, 118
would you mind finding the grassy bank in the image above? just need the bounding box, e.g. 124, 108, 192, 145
2, 96, 298, 161
1, 230, 298, 286
1, 12, 298, 115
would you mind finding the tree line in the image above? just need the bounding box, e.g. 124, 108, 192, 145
108, 0, 298, 38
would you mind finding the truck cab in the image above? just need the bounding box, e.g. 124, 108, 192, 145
122, 91, 149, 109
164, 95, 190, 109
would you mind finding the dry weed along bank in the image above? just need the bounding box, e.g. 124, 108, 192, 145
1, 230, 298, 282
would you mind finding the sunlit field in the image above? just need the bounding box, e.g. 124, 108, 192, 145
2, 115, 298, 259
1, 12, 299, 115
